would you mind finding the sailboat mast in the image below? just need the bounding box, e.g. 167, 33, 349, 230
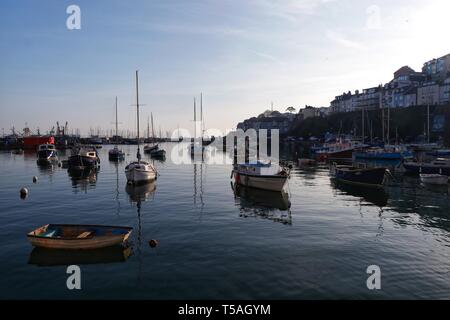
194, 97, 197, 141
136, 70, 141, 161
427, 103, 430, 143
151, 112, 155, 142
200, 93, 203, 136
115, 96, 118, 142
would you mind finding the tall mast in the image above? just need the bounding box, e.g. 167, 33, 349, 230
194, 97, 197, 141
200, 93, 204, 136
427, 103, 430, 144
151, 112, 155, 142
115, 96, 118, 142
147, 116, 150, 140
136, 70, 141, 162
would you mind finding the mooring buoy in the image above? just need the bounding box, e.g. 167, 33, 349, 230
32, 176, 38, 183
149, 239, 159, 248
20, 187, 28, 199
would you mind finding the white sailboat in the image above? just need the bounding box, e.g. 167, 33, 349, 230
125, 71, 157, 185
109, 96, 125, 161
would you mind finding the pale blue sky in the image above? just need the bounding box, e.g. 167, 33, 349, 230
1, 0, 449, 136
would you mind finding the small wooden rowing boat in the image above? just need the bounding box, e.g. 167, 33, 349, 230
27, 224, 132, 250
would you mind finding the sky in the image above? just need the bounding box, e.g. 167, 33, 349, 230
1, 0, 450, 137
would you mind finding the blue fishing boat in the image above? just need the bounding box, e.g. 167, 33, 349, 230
330, 164, 387, 188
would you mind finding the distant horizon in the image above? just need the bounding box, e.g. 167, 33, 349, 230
1, 0, 450, 136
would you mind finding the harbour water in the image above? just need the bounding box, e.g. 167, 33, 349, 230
0, 143, 449, 299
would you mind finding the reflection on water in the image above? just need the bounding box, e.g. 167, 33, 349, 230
1, 143, 450, 299
126, 181, 157, 283
28, 246, 132, 267
331, 180, 389, 208
232, 183, 292, 225
68, 168, 98, 193
126, 182, 156, 203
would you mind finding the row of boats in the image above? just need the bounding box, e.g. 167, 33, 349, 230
309, 138, 450, 187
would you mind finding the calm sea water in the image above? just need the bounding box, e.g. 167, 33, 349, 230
0, 143, 449, 299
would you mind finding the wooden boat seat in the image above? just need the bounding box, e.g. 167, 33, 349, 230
77, 231, 93, 239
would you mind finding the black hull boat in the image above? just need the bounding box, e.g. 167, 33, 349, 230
68, 147, 100, 170
331, 164, 387, 188
108, 147, 125, 161
403, 158, 450, 176
144, 144, 158, 154
150, 148, 166, 159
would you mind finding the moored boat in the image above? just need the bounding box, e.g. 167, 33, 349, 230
144, 144, 158, 154
353, 145, 412, 160
27, 224, 132, 250
150, 148, 166, 159
330, 163, 387, 188
36, 144, 58, 165
125, 70, 157, 185
315, 139, 367, 162
420, 174, 448, 185
403, 158, 450, 176
109, 146, 125, 161
232, 161, 290, 192
109, 96, 125, 161
68, 146, 100, 170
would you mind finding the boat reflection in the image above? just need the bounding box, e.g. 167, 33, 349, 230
125, 181, 156, 203
28, 246, 132, 267
331, 180, 389, 207
126, 181, 156, 283
68, 167, 98, 193
232, 183, 292, 225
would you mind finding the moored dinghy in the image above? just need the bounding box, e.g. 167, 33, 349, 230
232, 161, 290, 192
27, 224, 132, 250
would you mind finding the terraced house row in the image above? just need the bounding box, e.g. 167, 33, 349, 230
330, 53, 450, 113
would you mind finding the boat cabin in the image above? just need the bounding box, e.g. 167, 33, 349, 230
236, 162, 281, 176
38, 144, 56, 151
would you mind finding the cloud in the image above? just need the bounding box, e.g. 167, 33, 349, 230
252, 0, 338, 22
326, 30, 367, 51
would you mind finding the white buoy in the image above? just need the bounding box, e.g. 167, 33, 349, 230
20, 187, 28, 199
32, 176, 38, 183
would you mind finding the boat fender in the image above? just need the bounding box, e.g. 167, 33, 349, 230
32, 176, 38, 183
